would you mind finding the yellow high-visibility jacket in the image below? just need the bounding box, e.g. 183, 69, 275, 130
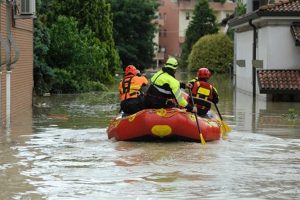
149, 70, 188, 108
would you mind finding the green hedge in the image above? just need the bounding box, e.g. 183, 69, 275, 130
188, 33, 233, 73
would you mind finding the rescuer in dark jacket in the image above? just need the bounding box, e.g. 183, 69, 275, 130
119, 65, 148, 115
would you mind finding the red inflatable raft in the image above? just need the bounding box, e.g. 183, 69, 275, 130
107, 108, 222, 142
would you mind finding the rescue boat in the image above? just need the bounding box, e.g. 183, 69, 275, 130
107, 108, 222, 142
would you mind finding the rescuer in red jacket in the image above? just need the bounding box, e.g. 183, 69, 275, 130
189, 68, 219, 117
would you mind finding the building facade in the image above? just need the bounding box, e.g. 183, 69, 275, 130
229, 0, 300, 101
0, 1, 34, 130
154, 0, 236, 66
155, 0, 180, 68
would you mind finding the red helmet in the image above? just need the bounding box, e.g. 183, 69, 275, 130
197, 68, 211, 79
125, 65, 137, 76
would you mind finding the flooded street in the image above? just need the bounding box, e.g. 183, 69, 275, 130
1, 74, 299, 199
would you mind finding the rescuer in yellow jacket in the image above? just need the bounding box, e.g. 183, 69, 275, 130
144, 57, 196, 113
119, 65, 148, 115
189, 68, 219, 116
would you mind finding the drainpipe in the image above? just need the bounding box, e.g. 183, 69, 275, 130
249, 19, 258, 133
249, 19, 257, 98
0, 0, 10, 128
5, 0, 20, 129
6, 0, 12, 130
0, 0, 2, 127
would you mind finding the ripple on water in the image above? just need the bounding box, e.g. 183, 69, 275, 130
5, 127, 297, 199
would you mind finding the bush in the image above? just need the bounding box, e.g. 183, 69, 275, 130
47, 16, 114, 93
33, 18, 54, 95
188, 33, 233, 73
51, 68, 80, 94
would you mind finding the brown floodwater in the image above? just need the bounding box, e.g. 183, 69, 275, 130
0, 74, 299, 200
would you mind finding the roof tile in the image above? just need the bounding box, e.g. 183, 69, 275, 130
259, 0, 300, 12
257, 69, 300, 94
229, 0, 300, 27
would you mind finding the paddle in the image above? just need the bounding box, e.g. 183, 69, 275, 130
213, 102, 232, 137
188, 95, 232, 138
188, 88, 206, 144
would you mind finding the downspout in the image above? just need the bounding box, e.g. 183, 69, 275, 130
5, 0, 19, 66
249, 19, 257, 133
0, 0, 2, 127
249, 19, 257, 98
6, 0, 12, 130
5, 0, 20, 129
0, 0, 9, 128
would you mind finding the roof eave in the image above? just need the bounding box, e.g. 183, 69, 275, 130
261, 11, 300, 17
228, 12, 258, 28
229, 11, 300, 28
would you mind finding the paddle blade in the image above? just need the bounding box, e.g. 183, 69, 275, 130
221, 120, 231, 138
200, 133, 206, 145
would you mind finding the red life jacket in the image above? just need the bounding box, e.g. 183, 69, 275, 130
192, 81, 213, 100
191, 81, 213, 110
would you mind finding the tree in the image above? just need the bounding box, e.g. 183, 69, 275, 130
212, 0, 226, 3
33, 18, 53, 95
43, 0, 120, 75
235, 0, 247, 16
33, 0, 54, 95
179, 0, 218, 68
48, 16, 110, 93
188, 33, 233, 73
108, 0, 159, 70
34, 0, 122, 94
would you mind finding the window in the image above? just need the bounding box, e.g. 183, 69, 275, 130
253, 0, 259, 11
163, 29, 167, 37
159, 26, 162, 37
186, 12, 190, 20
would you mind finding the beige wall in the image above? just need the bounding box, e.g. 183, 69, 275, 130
0, 2, 33, 129
178, 9, 191, 38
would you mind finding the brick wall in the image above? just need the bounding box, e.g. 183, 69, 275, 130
0, 2, 33, 129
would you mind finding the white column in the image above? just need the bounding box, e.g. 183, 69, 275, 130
6, 70, 11, 129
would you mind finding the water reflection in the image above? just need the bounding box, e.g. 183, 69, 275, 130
32, 92, 119, 129
234, 88, 300, 138
5, 127, 299, 199
0, 73, 299, 199
0, 106, 42, 200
